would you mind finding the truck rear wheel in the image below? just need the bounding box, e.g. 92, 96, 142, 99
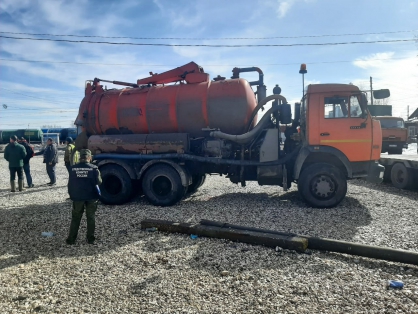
298, 163, 347, 208
187, 174, 206, 194
142, 164, 186, 206
99, 164, 133, 205
390, 163, 413, 189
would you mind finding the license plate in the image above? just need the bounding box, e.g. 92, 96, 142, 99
388, 145, 397, 147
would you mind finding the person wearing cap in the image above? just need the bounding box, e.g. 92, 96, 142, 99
18, 137, 35, 188
4, 135, 27, 192
66, 149, 102, 245
64, 137, 78, 173
35, 137, 59, 186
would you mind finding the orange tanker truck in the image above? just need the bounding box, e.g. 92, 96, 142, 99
74, 62, 387, 208
374, 116, 408, 154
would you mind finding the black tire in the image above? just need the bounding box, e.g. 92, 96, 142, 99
390, 163, 413, 189
298, 163, 347, 208
99, 164, 133, 205
187, 174, 206, 194
142, 164, 186, 206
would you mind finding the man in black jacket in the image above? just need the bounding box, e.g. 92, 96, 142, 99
19, 137, 35, 188
4, 135, 27, 192
66, 149, 102, 245
35, 138, 58, 186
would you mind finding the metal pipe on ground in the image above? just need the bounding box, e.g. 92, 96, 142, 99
141, 219, 308, 252
200, 219, 418, 266
141, 219, 418, 266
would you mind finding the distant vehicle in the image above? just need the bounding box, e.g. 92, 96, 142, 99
60, 128, 78, 142
41, 128, 77, 143
0, 129, 43, 143
374, 116, 408, 154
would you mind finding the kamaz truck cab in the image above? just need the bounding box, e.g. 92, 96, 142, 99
294, 84, 384, 207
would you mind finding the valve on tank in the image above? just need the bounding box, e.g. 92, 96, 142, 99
271, 84, 291, 125
273, 84, 282, 95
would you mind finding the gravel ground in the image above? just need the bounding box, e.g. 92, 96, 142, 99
0, 153, 417, 313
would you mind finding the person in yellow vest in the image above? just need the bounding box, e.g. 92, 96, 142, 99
64, 137, 78, 173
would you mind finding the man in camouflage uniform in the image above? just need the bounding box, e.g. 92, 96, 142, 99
66, 149, 102, 245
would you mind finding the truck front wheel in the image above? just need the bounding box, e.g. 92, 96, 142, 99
298, 163, 347, 208
99, 164, 133, 205
142, 164, 186, 206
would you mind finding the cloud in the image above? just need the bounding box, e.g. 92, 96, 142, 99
1, 0, 132, 35
276, 0, 315, 18
277, 1, 293, 18
352, 51, 418, 118
0, 0, 31, 14
352, 52, 396, 69
152, 0, 202, 28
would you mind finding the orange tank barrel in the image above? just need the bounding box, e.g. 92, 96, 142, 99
76, 63, 257, 138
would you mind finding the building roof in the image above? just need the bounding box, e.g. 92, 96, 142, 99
409, 107, 418, 120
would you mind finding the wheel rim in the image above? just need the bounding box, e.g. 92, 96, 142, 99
152, 176, 172, 197
104, 174, 122, 195
310, 174, 336, 200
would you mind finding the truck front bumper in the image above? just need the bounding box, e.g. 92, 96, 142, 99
367, 161, 385, 184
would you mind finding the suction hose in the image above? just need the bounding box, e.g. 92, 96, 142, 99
209, 105, 279, 145
246, 94, 288, 132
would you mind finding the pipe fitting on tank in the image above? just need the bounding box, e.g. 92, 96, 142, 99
231, 67, 264, 86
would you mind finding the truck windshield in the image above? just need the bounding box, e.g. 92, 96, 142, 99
379, 119, 404, 128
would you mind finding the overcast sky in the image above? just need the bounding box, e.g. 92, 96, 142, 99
0, 0, 417, 129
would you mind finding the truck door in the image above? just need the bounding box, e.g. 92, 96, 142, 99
316, 94, 372, 162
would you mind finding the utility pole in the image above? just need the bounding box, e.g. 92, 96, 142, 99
407, 105, 409, 120
370, 76, 374, 106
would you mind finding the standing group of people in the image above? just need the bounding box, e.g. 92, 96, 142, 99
4, 135, 101, 245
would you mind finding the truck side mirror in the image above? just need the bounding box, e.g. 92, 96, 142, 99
373, 89, 390, 99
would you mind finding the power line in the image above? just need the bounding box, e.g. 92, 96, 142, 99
0, 120, 74, 125
0, 87, 76, 105
0, 30, 416, 40
0, 56, 415, 67
0, 108, 77, 112
0, 35, 415, 47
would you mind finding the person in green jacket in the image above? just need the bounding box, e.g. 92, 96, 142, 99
64, 137, 78, 173
4, 135, 27, 192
